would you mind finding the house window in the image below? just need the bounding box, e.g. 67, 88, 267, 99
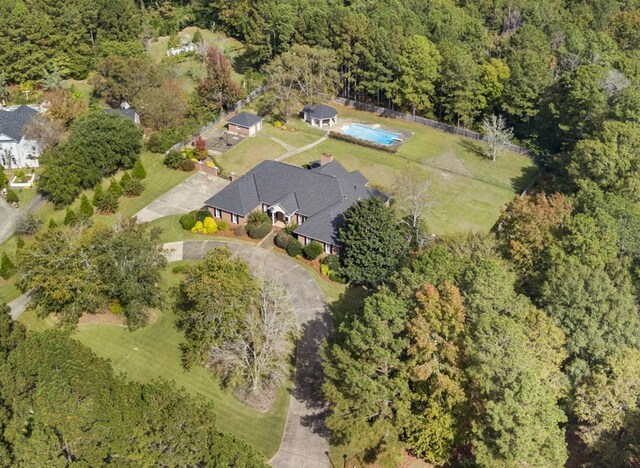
298, 215, 307, 224
231, 213, 238, 224
324, 243, 331, 254
305, 237, 311, 246
214, 208, 222, 218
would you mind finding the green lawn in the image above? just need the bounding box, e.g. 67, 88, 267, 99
260, 118, 326, 149
217, 135, 288, 176
17, 261, 290, 459
282, 103, 538, 234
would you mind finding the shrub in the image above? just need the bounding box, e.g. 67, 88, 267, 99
108, 301, 124, 315
131, 158, 147, 179
232, 225, 245, 237
107, 178, 123, 199
328, 270, 346, 283
194, 136, 208, 160
172, 264, 189, 274
320, 264, 329, 276
195, 209, 212, 222
148, 127, 186, 153
15, 213, 41, 235
48, 218, 58, 229
164, 150, 183, 169
247, 211, 270, 225
180, 158, 195, 172
180, 212, 196, 230
0, 252, 16, 280
79, 194, 94, 218
328, 131, 399, 153
321, 254, 340, 271
217, 220, 228, 230
303, 241, 323, 260
5, 190, 18, 205
120, 172, 144, 197
247, 222, 272, 239
284, 223, 299, 235
191, 217, 218, 234
286, 239, 302, 257
275, 230, 293, 249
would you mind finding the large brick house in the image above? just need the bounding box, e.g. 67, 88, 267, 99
204, 154, 384, 254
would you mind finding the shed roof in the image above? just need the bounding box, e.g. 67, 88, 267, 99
227, 112, 263, 128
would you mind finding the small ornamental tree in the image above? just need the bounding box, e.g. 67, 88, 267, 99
48, 218, 58, 229
131, 158, 147, 180
194, 136, 208, 160
108, 178, 123, 199
64, 208, 77, 225
0, 252, 16, 279
120, 172, 144, 197
92, 184, 104, 207
79, 194, 94, 219
339, 197, 408, 287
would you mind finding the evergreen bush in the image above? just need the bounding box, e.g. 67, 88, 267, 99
286, 239, 303, 257
303, 241, 323, 260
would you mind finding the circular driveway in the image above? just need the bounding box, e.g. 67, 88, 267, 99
164, 240, 331, 468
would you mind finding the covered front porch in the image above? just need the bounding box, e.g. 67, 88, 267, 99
267, 204, 295, 228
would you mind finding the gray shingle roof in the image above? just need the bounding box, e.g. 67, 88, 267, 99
0, 105, 38, 142
106, 107, 138, 122
303, 104, 338, 120
204, 159, 379, 245
227, 112, 263, 128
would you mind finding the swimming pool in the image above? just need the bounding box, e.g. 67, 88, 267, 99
341, 123, 402, 145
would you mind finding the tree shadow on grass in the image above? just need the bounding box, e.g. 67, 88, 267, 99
294, 286, 369, 438
458, 139, 489, 160
510, 164, 541, 193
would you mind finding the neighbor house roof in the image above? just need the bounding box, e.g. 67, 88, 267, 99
227, 112, 263, 129
303, 104, 338, 120
204, 159, 380, 246
0, 105, 38, 142
105, 107, 138, 122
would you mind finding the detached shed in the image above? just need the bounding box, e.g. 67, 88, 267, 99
226, 112, 263, 137
303, 104, 338, 128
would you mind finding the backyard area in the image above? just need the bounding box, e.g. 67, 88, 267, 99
213, 103, 537, 234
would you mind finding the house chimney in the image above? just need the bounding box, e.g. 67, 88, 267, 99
230, 172, 238, 182
320, 152, 333, 166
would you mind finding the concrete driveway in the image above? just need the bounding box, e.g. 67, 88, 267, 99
165, 241, 331, 468
135, 172, 229, 223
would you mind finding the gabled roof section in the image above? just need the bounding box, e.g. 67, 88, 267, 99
227, 112, 263, 128
273, 192, 299, 214
303, 104, 338, 120
0, 105, 38, 142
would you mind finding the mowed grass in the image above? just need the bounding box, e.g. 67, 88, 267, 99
17, 261, 290, 459
217, 135, 287, 175
283, 103, 538, 234
260, 118, 326, 149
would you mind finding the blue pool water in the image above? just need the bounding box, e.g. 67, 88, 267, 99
341, 123, 402, 145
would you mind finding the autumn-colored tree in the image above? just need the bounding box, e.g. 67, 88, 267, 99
194, 136, 208, 160
197, 47, 243, 113
496, 193, 572, 276
43, 88, 87, 126
135, 79, 187, 130
405, 281, 466, 464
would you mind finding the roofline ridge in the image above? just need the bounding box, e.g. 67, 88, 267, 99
260, 159, 349, 182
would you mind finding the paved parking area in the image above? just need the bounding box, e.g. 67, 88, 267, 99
135, 172, 229, 223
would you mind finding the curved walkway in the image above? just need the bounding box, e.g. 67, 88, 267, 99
165, 240, 331, 468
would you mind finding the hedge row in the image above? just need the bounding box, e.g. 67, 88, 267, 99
328, 131, 399, 154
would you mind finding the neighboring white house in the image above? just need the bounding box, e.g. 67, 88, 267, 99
166, 42, 198, 57
0, 105, 41, 169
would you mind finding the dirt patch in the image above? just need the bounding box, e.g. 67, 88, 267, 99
78, 312, 126, 326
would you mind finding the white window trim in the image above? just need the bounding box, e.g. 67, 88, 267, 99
324, 243, 331, 254
231, 213, 239, 224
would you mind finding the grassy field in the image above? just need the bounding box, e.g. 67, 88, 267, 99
217, 135, 288, 175
260, 117, 326, 149
17, 261, 290, 459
